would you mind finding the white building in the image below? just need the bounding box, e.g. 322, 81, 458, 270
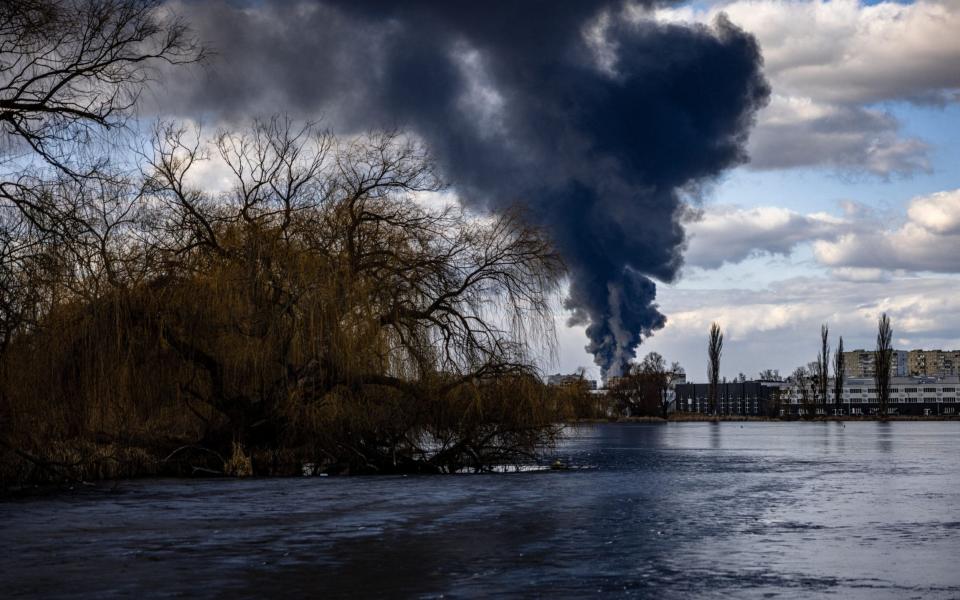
782, 375, 959, 416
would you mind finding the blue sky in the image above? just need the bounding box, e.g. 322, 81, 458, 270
553, 0, 960, 381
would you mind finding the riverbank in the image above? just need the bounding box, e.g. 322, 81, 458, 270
571, 414, 960, 423
6, 415, 959, 496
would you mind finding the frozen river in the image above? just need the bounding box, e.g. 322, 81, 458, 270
2, 422, 959, 598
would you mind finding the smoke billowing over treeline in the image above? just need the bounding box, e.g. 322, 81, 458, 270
163, 0, 770, 376
1, 0, 768, 485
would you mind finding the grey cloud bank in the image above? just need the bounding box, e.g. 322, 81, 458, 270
658, 0, 960, 176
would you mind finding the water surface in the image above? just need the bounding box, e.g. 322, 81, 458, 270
2, 422, 959, 598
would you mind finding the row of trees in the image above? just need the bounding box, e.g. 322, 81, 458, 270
0, 1, 568, 482
791, 315, 894, 418
704, 313, 896, 420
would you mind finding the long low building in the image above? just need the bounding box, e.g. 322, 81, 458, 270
675, 376, 960, 417
674, 381, 785, 417
813, 376, 959, 417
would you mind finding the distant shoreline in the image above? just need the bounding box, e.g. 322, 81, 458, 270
570, 415, 960, 423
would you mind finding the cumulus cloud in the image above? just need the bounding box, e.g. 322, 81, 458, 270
717, 0, 960, 105
686, 188, 960, 274
813, 189, 960, 273
655, 0, 960, 175
907, 189, 960, 235
683, 204, 850, 268
746, 97, 930, 175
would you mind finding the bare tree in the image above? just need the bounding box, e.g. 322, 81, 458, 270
639, 352, 671, 418
817, 324, 830, 412
791, 366, 811, 418
1, 0, 203, 180
0, 0, 203, 367
875, 313, 893, 420
758, 368, 781, 381
708, 322, 723, 419
833, 336, 845, 416
670, 361, 685, 378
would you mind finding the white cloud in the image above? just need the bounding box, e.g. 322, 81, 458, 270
556, 189, 960, 378
906, 189, 960, 235
685, 188, 960, 274
813, 188, 960, 272
684, 203, 850, 268
652, 0, 960, 175
828, 267, 890, 283
712, 0, 960, 105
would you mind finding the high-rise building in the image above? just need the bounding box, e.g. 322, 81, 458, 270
908, 350, 960, 377
842, 349, 908, 378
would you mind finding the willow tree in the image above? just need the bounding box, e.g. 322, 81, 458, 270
707, 322, 723, 419
0, 0, 202, 403
2, 118, 566, 480
139, 120, 564, 473
0, 0, 204, 481
874, 313, 893, 420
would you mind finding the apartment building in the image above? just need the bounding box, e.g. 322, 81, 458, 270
842, 349, 908, 378
907, 349, 960, 377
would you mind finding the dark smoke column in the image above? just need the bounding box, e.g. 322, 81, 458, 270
174, 1, 770, 377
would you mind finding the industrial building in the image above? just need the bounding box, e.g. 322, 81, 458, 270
673, 381, 786, 417
675, 376, 960, 417
801, 376, 960, 417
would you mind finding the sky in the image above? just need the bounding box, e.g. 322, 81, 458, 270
157, 0, 960, 382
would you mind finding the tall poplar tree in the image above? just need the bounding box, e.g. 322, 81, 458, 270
875, 314, 893, 420
708, 322, 723, 420
833, 336, 845, 416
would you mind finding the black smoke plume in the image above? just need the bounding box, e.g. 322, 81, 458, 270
167, 0, 769, 376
